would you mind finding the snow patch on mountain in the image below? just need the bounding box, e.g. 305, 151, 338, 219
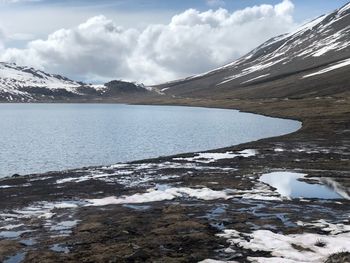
0, 62, 82, 93
303, 57, 350, 78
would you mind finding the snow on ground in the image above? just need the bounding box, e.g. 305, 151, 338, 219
233, 182, 282, 201
274, 148, 285, 152
338, 3, 350, 14
0, 185, 12, 189
55, 170, 134, 184
297, 219, 350, 235
241, 74, 270, 84
85, 173, 295, 206
217, 223, 350, 263
217, 58, 286, 86
173, 149, 257, 163
0, 201, 80, 221
303, 57, 350, 78
0, 200, 83, 238
85, 186, 233, 206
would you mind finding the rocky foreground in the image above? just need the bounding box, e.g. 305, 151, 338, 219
0, 96, 349, 263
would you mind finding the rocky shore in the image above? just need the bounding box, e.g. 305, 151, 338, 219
0, 96, 349, 262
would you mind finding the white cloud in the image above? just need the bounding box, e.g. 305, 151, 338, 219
0, 26, 5, 51
7, 33, 35, 41
275, 0, 295, 16
0, 0, 296, 84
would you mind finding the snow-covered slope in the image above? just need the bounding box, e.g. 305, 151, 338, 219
156, 2, 350, 99
0, 62, 88, 102
0, 62, 151, 102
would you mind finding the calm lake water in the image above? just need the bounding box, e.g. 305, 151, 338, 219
0, 104, 301, 178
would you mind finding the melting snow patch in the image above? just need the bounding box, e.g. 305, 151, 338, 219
0, 200, 83, 240
86, 186, 232, 206
55, 170, 134, 184
303, 58, 350, 78
173, 149, 257, 163
0, 201, 81, 227
0, 185, 13, 189
274, 148, 284, 152
241, 74, 270, 84
297, 219, 350, 235
218, 228, 350, 263
232, 180, 282, 201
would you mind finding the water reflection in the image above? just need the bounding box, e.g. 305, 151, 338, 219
259, 172, 343, 200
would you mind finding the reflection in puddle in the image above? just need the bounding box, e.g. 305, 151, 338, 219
0, 230, 28, 239
50, 244, 70, 253
3, 252, 26, 263
203, 204, 228, 231
50, 220, 78, 233
123, 204, 151, 211
320, 178, 350, 200
259, 172, 342, 199
20, 238, 37, 246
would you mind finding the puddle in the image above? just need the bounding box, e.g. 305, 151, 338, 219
50, 220, 78, 232
20, 238, 37, 246
3, 252, 26, 263
50, 244, 70, 253
259, 172, 342, 199
47, 220, 79, 236
0, 230, 28, 239
203, 205, 227, 231
155, 184, 172, 191
122, 204, 151, 211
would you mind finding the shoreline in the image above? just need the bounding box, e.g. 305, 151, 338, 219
0, 102, 302, 180
0, 96, 349, 262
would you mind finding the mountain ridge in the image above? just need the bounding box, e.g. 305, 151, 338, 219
1, 2, 350, 102
0, 62, 151, 102
154, 2, 350, 100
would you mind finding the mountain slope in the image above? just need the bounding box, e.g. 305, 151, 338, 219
0, 62, 86, 102
155, 3, 350, 99
0, 62, 152, 102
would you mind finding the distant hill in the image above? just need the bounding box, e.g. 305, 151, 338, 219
0, 63, 152, 102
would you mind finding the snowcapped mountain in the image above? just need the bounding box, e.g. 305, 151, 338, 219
156, 3, 350, 99
2, 2, 350, 102
0, 62, 151, 102
0, 62, 87, 102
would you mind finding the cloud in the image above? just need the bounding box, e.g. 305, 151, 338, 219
0, 26, 5, 51
1, 0, 296, 84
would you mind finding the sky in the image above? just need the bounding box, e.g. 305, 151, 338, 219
0, 0, 349, 84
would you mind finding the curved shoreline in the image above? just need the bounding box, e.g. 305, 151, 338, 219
0, 97, 349, 263
0, 103, 301, 180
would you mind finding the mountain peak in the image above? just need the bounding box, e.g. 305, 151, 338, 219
0, 62, 154, 102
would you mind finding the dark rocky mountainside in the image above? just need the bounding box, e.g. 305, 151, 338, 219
155, 3, 350, 100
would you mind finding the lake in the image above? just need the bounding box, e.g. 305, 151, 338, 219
0, 104, 301, 178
